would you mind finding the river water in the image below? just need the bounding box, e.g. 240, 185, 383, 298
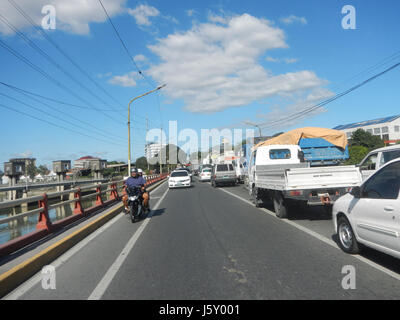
0, 193, 109, 245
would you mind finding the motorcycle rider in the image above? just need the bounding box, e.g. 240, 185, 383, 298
137, 168, 150, 212
123, 168, 150, 213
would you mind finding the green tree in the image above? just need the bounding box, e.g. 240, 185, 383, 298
135, 156, 148, 170
37, 165, 49, 175
349, 129, 384, 150
26, 162, 37, 180
345, 145, 369, 165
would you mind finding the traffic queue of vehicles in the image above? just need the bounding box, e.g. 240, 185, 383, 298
166, 127, 400, 259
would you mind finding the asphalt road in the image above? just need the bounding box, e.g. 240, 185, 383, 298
5, 177, 400, 300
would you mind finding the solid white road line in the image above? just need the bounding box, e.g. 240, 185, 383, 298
218, 187, 400, 282
88, 186, 169, 300
4, 181, 168, 300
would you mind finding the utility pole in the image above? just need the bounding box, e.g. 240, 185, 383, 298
159, 126, 163, 174
146, 116, 150, 172
127, 84, 166, 174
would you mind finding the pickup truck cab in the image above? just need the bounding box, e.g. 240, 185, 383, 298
358, 145, 400, 181
248, 144, 362, 218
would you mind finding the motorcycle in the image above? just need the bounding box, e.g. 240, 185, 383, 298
127, 186, 144, 223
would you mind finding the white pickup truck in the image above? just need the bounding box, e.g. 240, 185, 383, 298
248, 145, 362, 218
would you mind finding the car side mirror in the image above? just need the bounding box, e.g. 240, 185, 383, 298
351, 186, 362, 198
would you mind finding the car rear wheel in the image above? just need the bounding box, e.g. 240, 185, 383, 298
337, 217, 360, 254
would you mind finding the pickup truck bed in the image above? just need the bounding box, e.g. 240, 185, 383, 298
255, 164, 361, 191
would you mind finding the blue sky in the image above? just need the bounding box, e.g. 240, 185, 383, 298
1, 0, 400, 169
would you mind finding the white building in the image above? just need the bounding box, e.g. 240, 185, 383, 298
333, 115, 400, 144
74, 156, 99, 169
145, 143, 162, 160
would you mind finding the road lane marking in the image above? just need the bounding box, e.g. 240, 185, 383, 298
4, 181, 168, 300
218, 187, 400, 282
88, 186, 169, 300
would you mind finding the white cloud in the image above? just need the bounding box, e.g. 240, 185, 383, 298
186, 9, 196, 17
280, 15, 307, 25
0, 0, 126, 35
134, 54, 147, 62
207, 13, 229, 24
97, 72, 112, 78
266, 56, 280, 62
108, 72, 136, 87
255, 88, 335, 132
147, 13, 326, 113
266, 57, 298, 64
13, 150, 33, 158
284, 58, 298, 64
128, 4, 160, 26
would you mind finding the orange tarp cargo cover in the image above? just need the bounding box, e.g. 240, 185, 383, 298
254, 127, 348, 150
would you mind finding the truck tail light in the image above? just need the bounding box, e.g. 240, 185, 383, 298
290, 190, 303, 196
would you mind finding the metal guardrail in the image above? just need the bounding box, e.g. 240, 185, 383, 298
0, 181, 123, 225
0, 173, 169, 257
0, 178, 109, 192
0, 174, 165, 226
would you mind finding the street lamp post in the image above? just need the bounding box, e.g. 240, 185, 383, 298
255, 125, 262, 138
128, 84, 166, 174
243, 121, 262, 138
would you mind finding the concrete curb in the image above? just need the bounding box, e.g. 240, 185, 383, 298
0, 179, 167, 298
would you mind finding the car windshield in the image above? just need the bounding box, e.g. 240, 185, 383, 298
202, 169, 211, 173
170, 171, 188, 177
381, 149, 400, 165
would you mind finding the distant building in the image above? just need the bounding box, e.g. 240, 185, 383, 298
74, 156, 100, 169
9, 158, 36, 169
145, 143, 162, 160
333, 115, 400, 144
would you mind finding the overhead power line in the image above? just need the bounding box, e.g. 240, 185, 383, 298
97, 0, 165, 130
0, 81, 158, 129
0, 12, 124, 121
97, 0, 153, 87
0, 90, 127, 143
0, 102, 127, 147
258, 61, 400, 130
7, 0, 125, 113
329, 50, 400, 93
0, 38, 123, 126
0, 81, 121, 112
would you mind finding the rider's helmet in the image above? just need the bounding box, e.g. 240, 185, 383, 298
137, 168, 143, 175
131, 168, 138, 175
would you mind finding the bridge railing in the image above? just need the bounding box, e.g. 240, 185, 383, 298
0, 173, 168, 257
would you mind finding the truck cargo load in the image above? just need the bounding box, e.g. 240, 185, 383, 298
254, 127, 349, 166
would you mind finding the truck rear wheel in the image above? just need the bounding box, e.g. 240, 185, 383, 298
273, 195, 288, 219
251, 186, 262, 207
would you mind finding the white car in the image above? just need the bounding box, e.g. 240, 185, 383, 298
168, 170, 191, 189
358, 144, 400, 181
199, 168, 212, 182
333, 158, 400, 259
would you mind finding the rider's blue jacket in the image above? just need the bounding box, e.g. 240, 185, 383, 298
126, 176, 146, 189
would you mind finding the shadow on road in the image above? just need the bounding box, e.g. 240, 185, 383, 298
330, 233, 400, 275
150, 208, 165, 218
